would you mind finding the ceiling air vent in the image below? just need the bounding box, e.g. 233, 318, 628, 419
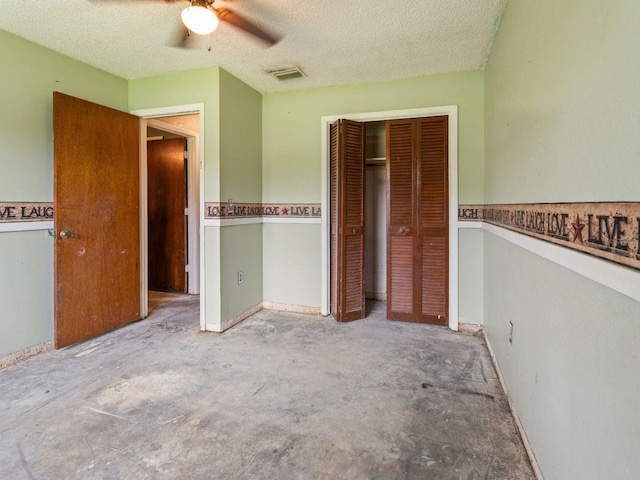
268, 66, 306, 81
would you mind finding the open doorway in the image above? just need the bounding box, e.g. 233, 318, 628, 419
140, 114, 201, 323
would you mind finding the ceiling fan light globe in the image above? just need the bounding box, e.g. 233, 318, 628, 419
181, 6, 218, 35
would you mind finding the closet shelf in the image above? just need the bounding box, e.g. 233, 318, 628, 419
366, 157, 386, 165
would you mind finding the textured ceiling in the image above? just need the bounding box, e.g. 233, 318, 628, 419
0, 0, 507, 94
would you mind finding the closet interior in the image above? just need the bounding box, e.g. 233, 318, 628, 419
364, 121, 387, 302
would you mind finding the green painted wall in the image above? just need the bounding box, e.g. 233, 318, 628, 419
219, 70, 263, 322
220, 224, 263, 322
219, 69, 262, 203
458, 228, 483, 325
262, 72, 485, 317
0, 29, 128, 201
484, 1, 640, 478
0, 30, 128, 357
263, 71, 485, 204
484, 235, 640, 479
485, 0, 640, 204
128, 67, 221, 202
204, 226, 221, 328
0, 232, 54, 356
262, 223, 321, 308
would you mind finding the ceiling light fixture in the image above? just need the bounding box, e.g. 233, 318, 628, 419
181, 0, 219, 35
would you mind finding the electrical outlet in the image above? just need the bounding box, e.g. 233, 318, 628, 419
508, 321, 513, 344
238, 271, 243, 285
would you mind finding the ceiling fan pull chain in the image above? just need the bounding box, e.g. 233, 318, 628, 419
208, 33, 212, 51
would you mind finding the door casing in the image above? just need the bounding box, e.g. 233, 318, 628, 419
146, 119, 200, 295
320, 106, 459, 331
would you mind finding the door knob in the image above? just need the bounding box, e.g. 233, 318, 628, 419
60, 230, 80, 239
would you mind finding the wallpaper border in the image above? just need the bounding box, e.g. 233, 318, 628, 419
0, 203, 53, 223
4, 200, 638, 273
459, 202, 640, 272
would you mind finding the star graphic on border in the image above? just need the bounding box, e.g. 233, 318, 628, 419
572, 214, 585, 243
281, 207, 289, 215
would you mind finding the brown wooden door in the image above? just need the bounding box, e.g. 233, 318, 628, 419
147, 138, 188, 293
53, 92, 141, 349
330, 119, 366, 322
387, 116, 448, 325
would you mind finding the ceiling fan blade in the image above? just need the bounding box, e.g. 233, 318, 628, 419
213, 7, 281, 46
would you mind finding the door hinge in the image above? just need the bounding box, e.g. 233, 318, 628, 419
184, 208, 189, 216
183, 150, 189, 160
185, 264, 190, 273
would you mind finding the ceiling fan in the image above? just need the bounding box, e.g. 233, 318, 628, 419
179, 0, 280, 46
91, 0, 281, 48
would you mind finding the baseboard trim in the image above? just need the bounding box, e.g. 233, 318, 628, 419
0, 340, 53, 370
483, 330, 544, 480
262, 302, 321, 315
458, 323, 482, 334
219, 303, 264, 332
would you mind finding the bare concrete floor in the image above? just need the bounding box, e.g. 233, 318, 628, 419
1, 293, 535, 479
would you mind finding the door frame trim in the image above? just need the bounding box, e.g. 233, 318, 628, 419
131, 104, 205, 329
320, 106, 459, 330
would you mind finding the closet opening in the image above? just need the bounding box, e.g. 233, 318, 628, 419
321, 106, 459, 330
328, 113, 452, 326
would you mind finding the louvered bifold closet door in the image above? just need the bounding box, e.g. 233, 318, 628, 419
386, 119, 417, 321
330, 119, 366, 322
418, 116, 448, 325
